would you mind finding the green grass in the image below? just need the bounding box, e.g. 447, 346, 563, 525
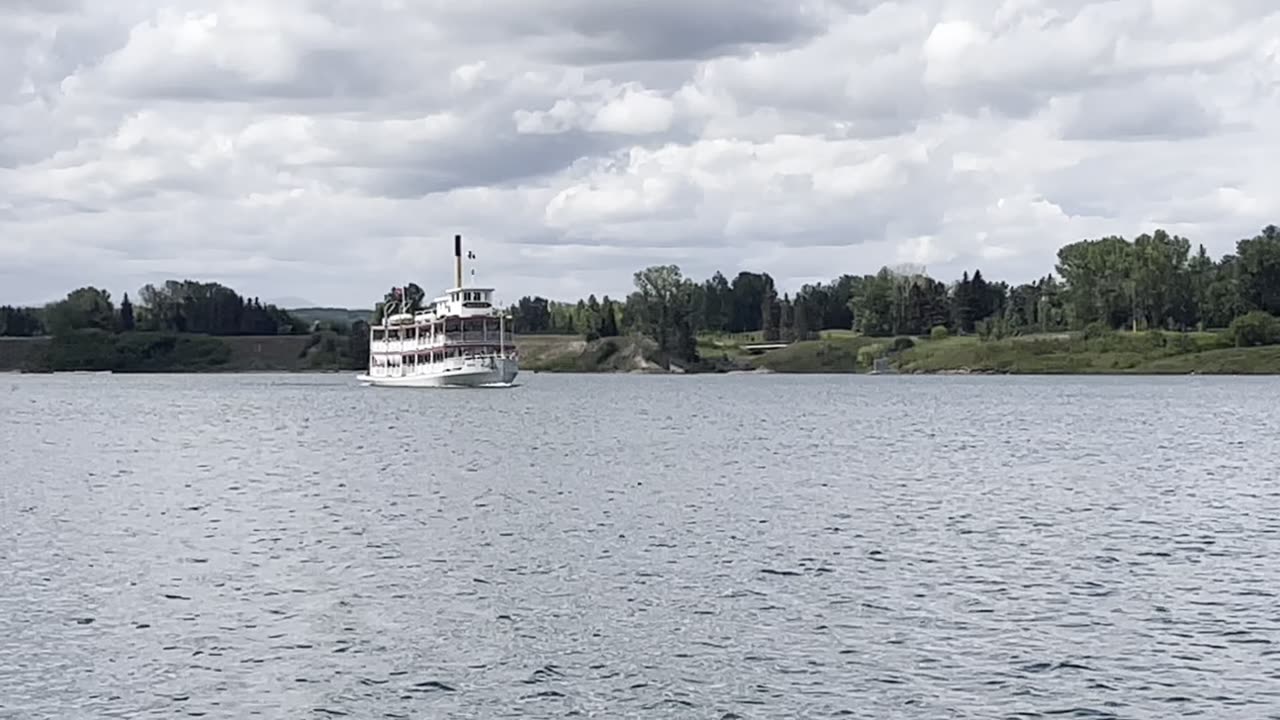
714, 327, 1280, 375
1137, 345, 1280, 374
892, 329, 1256, 374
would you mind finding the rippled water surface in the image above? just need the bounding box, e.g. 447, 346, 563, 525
3, 372, 1280, 719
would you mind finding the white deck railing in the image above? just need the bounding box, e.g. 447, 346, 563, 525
370, 332, 516, 354
366, 353, 510, 377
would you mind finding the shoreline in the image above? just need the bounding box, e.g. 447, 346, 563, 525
2, 366, 1272, 377
5, 329, 1280, 376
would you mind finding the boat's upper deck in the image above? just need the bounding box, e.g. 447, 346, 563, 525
425, 286, 497, 321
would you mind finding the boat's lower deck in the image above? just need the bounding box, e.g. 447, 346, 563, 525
360, 355, 518, 388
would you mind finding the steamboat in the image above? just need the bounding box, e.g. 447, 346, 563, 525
357, 234, 518, 388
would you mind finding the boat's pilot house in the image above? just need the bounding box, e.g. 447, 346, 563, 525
454, 289, 493, 310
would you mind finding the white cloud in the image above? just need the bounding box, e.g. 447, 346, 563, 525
589, 87, 676, 135
1, 0, 1279, 308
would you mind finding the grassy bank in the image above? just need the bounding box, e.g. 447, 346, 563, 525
0, 331, 360, 373
889, 330, 1261, 374
687, 328, 1280, 374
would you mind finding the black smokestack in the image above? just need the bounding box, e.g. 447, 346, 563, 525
454, 234, 463, 288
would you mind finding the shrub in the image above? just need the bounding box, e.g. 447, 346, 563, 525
1082, 321, 1111, 340
856, 343, 886, 367
1229, 311, 1280, 347
891, 336, 916, 352
929, 325, 949, 341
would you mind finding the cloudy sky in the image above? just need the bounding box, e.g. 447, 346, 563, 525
1, 1, 1278, 309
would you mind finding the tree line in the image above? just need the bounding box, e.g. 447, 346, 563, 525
502, 224, 1280, 362
8, 224, 1280, 364
1, 281, 308, 337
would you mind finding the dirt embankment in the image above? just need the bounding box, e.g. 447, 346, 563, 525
0, 337, 46, 371
517, 334, 673, 373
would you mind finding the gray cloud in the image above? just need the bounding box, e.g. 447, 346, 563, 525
1, 0, 1279, 307
432, 0, 828, 63
551, 0, 828, 63
0, 0, 81, 12
1061, 84, 1221, 141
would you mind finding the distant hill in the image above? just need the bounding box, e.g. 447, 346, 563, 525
288, 307, 373, 326
265, 296, 317, 308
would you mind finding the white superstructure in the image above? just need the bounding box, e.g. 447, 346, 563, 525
358, 234, 519, 388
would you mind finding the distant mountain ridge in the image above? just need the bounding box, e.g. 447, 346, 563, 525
288, 307, 373, 326
264, 296, 317, 308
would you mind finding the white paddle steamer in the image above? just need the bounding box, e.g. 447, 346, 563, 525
358, 235, 518, 388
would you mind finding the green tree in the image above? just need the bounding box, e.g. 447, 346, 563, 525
700, 272, 732, 332
1056, 236, 1135, 328
728, 271, 772, 333
45, 287, 116, 335
850, 268, 897, 336
510, 296, 552, 333
630, 264, 699, 364
1236, 225, 1280, 315
134, 280, 301, 335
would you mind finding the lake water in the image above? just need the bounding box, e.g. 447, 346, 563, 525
2, 372, 1279, 719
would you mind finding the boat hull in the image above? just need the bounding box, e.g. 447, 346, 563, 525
358, 358, 518, 388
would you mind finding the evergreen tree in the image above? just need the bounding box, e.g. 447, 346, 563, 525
119, 293, 136, 331
761, 281, 780, 341
969, 269, 991, 323
598, 297, 619, 337
952, 271, 973, 333
779, 294, 796, 342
